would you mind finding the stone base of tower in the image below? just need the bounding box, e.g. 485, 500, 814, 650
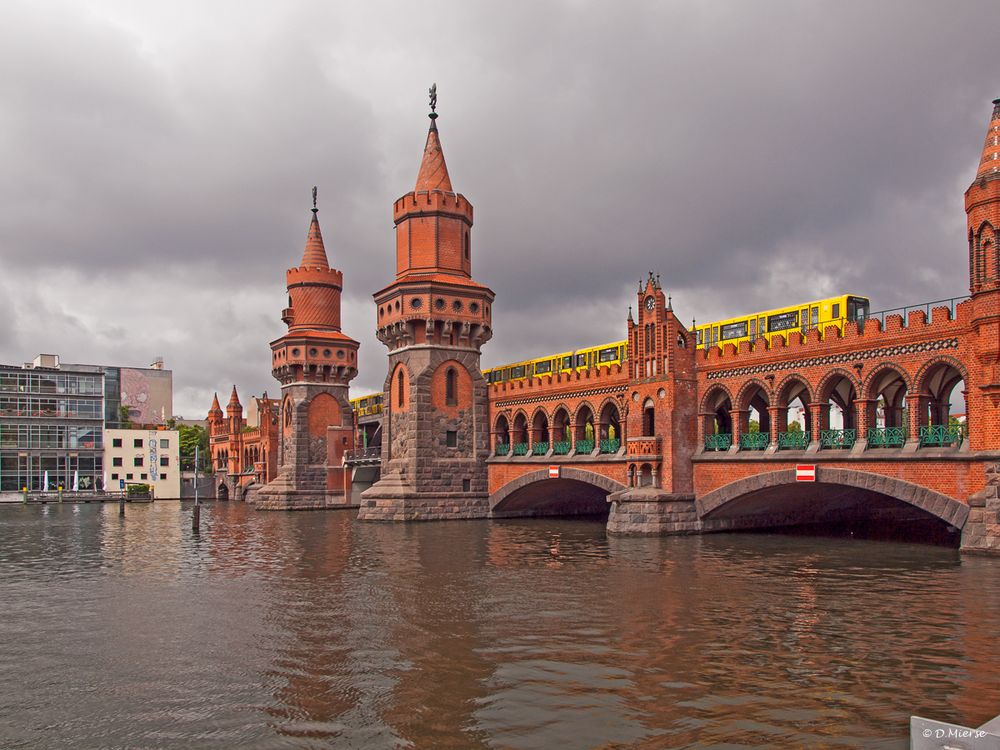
253, 468, 356, 511
357, 472, 488, 521
959, 469, 1000, 554
606, 487, 700, 535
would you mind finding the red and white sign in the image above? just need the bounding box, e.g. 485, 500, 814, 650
796, 464, 816, 482
548, 466, 560, 479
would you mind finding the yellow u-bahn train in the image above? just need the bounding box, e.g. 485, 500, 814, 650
348, 294, 872, 395
694, 294, 870, 351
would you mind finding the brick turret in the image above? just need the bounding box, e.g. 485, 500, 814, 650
965, 98, 1000, 446
360, 90, 496, 521
256, 195, 360, 510
207, 392, 223, 437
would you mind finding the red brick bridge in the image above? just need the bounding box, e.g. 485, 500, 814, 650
342, 98, 1000, 553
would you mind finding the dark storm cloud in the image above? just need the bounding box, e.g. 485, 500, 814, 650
0, 0, 995, 416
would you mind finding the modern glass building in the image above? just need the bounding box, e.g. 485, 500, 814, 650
0, 355, 105, 492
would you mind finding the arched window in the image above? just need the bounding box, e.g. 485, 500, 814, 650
445, 367, 458, 405
397, 370, 405, 408
642, 399, 655, 437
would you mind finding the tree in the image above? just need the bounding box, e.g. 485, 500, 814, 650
787, 421, 803, 433
118, 405, 133, 429
748, 419, 760, 433
178, 424, 210, 471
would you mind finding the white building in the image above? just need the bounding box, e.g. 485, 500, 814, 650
104, 428, 180, 499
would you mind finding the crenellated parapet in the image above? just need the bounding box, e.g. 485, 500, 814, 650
488, 363, 629, 399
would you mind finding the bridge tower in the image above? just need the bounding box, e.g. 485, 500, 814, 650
256, 197, 360, 510
965, 98, 1000, 449
359, 92, 495, 521
607, 273, 699, 533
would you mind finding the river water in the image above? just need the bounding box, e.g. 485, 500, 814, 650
1, 502, 998, 749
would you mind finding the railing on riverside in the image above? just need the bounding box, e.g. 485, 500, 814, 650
346, 446, 381, 463
739, 432, 769, 450
777, 431, 808, 450
512, 442, 529, 456
575, 439, 595, 455
820, 429, 856, 449
867, 427, 905, 448
599, 439, 621, 454
532, 442, 549, 455
552, 441, 571, 455
495, 443, 510, 456
919, 424, 964, 448
704, 433, 732, 451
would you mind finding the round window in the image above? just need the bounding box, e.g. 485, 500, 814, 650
309, 348, 318, 356
470, 302, 480, 313
337, 350, 345, 359
323, 349, 331, 357
411, 298, 422, 309
452, 300, 463, 312
291, 348, 300, 356
435, 298, 445, 310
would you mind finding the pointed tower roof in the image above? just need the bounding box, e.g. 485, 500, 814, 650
227, 385, 241, 410
415, 111, 453, 193
976, 98, 1000, 179
299, 202, 330, 269
210, 393, 221, 412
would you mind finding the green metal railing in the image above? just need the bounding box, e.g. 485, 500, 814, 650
866, 427, 905, 448
512, 442, 529, 456
739, 432, 770, 451
820, 429, 856, 449
777, 431, 809, 450
552, 441, 571, 455
919, 424, 964, 447
532, 442, 550, 454
704, 433, 732, 451
495, 443, 510, 456
575, 439, 595, 454
599, 439, 621, 454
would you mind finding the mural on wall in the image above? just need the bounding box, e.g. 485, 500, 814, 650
121, 369, 173, 425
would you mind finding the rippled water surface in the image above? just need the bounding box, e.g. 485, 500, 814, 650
1, 502, 999, 749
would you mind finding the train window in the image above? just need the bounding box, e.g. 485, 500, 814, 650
510, 365, 525, 378
576, 354, 587, 367
832, 303, 840, 319
712, 327, 719, 344
759, 318, 765, 335
598, 347, 617, 363
811, 307, 819, 327
720, 321, 748, 340
768, 311, 798, 332
535, 360, 552, 374
562, 356, 572, 369
799, 308, 808, 331
749, 319, 756, 337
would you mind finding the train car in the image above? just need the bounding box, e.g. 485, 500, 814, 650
350, 392, 384, 417
694, 294, 870, 351
483, 341, 628, 385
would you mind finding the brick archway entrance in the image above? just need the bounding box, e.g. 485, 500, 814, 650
490, 468, 626, 518
696, 468, 969, 539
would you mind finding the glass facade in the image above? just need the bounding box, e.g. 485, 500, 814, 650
0, 364, 105, 492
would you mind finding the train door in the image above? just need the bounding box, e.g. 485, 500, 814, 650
799, 308, 808, 334
811, 306, 819, 330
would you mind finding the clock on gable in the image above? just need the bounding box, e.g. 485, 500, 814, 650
644, 296, 655, 311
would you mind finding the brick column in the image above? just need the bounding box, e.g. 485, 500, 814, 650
910, 393, 932, 444
767, 406, 787, 445
808, 402, 829, 443
854, 398, 876, 441
731, 409, 749, 448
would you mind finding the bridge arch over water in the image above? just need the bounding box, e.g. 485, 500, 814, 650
490, 468, 626, 518
696, 468, 969, 542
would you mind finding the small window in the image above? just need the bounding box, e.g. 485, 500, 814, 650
832, 303, 840, 319
445, 367, 458, 405
140, 474, 147, 480
160, 439, 169, 449
446, 430, 458, 447
462, 478, 471, 492
133, 438, 142, 448
112, 457, 123, 467
160, 474, 167, 481
112, 438, 122, 448
159, 456, 169, 467
397, 370, 405, 407
133, 457, 143, 467
111, 473, 119, 480
126, 473, 133, 480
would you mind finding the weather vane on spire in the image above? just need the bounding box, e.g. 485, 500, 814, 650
312, 186, 317, 211
429, 82, 437, 114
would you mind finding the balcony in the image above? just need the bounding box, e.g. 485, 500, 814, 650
820, 429, 856, 450
739, 432, 769, 451
777, 431, 808, 450
704, 433, 732, 452
627, 436, 660, 456
345, 446, 381, 465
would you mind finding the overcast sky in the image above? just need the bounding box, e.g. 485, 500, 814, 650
0, 0, 996, 418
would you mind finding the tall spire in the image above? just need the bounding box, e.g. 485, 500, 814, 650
210, 392, 221, 414
299, 187, 330, 268
976, 98, 1000, 179
415, 83, 453, 192
227, 385, 241, 410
